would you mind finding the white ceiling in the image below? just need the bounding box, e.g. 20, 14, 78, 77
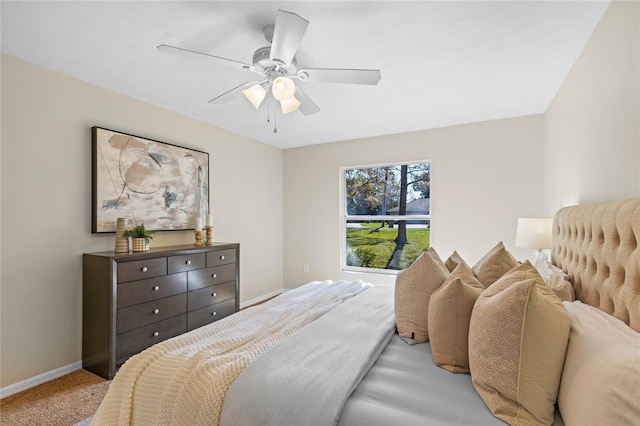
1, 1, 609, 149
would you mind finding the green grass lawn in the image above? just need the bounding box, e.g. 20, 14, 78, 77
346, 224, 430, 270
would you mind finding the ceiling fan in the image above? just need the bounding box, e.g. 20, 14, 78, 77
158, 9, 382, 117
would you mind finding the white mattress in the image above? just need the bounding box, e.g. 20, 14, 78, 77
338, 335, 504, 426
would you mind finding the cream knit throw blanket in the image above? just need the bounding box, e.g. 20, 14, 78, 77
90, 280, 371, 426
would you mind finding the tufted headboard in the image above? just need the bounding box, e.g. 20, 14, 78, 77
551, 198, 640, 332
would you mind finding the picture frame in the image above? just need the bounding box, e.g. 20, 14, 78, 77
92, 126, 209, 233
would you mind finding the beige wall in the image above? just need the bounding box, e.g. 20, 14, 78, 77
544, 0, 640, 213
283, 115, 545, 288
0, 55, 284, 387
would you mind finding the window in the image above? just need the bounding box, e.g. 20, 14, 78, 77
341, 161, 431, 273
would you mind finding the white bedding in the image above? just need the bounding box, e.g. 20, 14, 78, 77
220, 284, 396, 426
90, 279, 371, 426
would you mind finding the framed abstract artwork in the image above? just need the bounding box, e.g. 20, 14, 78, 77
92, 127, 209, 233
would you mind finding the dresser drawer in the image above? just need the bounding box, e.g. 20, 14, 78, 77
117, 293, 186, 334
206, 249, 236, 267
117, 257, 167, 283
188, 280, 235, 312
117, 273, 187, 308
168, 253, 206, 274
116, 314, 186, 363
187, 263, 236, 291
187, 298, 235, 331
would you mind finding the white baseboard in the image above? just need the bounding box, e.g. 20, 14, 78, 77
0, 361, 82, 399
240, 289, 287, 309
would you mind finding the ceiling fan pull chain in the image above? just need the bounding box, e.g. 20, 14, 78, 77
273, 103, 278, 133
267, 98, 271, 124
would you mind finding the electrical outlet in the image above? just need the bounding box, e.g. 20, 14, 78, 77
303, 264, 309, 273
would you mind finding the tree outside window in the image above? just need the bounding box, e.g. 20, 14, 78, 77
343, 161, 430, 272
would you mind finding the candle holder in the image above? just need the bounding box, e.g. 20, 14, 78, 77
194, 230, 203, 247
205, 226, 213, 246
114, 218, 129, 253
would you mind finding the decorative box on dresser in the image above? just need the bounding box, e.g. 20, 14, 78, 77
83, 243, 239, 379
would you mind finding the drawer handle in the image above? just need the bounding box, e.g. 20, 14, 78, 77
211, 311, 217, 317
153, 308, 160, 315
141, 266, 148, 272
212, 273, 217, 279
220, 255, 225, 260
186, 260, 191, 265
153, 331, 159, 337
153, 286, 160, 292
212, 292, 217, 297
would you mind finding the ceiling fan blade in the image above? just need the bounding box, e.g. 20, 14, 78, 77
270, 10, 309, 67
208, 81, 264, 104
158, 44, 251, 71
299, 68, 382, 85
294, 84, 320, 116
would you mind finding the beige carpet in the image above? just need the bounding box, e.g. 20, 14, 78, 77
0, 369, 109, 426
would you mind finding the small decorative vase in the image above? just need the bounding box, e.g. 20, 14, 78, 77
115, 218, 129, 253
132, 238, 150, 252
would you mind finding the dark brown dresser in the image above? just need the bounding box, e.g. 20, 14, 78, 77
82, 243, 239, 379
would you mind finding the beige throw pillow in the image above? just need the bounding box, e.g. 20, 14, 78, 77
394, 249, 449, 344
426, 246, 448, 273
468, 262, 571, 425
444, 250, 467, 272
428, 262, 484, 373
472, 241, 519, 287
558, 301, 640, 426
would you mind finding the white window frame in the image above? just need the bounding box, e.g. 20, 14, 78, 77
340, 160, 431, 275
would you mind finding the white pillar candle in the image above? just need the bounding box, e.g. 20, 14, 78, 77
194, 218, 202, 231
206, 215, 213, 227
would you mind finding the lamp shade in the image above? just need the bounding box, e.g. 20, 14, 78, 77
280, 96, 301, 114
271, 76, 296, 101
242, 84, 267, 109
515, 217, 553, 249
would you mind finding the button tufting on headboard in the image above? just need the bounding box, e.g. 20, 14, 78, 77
551, 198, 640, 332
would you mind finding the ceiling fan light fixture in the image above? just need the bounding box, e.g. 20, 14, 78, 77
280, 95, 301, 114
242, 84, 267, 109
272, 76, 296, 101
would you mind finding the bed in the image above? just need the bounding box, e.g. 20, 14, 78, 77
90, 198, 639, 426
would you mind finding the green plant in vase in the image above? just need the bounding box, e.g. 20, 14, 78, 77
123, 224, 154, 252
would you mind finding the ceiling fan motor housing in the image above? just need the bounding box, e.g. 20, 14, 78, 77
252, 46, 297, 74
